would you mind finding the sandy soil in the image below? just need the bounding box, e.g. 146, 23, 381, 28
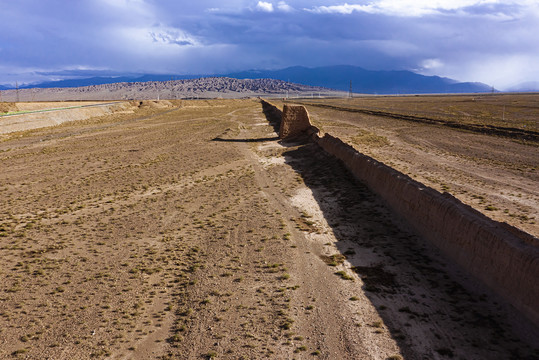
0, 99, 537, 359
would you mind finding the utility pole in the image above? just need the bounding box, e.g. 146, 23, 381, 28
16, 81, 20, 102
349, 80, 353, 98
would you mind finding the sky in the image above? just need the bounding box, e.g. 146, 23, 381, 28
1, 0, 538, 90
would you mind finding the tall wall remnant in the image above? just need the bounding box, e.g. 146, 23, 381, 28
261, 99, 539, 334
279, 105, 318, 140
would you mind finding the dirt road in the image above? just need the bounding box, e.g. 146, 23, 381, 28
0, 100, 536, 359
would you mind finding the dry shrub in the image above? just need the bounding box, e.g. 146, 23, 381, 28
351, 129, 390, 147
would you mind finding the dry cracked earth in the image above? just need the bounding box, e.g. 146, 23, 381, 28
0, 99, 537, 359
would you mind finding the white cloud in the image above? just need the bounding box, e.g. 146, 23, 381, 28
110, 25, 199, 57
100, 0, 146, 7
212, 1, 292, 14
256, 1, 274, 12
445, 54, 539, 90
277, 1, 294, 12
2, 0, 539, 88
414, 53, 539, 90
97, 0, 151, 16
421, 58, 444, 70
373, 0, 499, 16
305, 0, 536, 17
306, 3, 373, 15
149, 28, 197, 47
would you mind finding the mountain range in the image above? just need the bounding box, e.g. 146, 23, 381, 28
228, 66, 493, 94
1, 65, 497, 94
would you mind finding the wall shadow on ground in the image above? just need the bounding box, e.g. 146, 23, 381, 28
258, 101, 538, 359
261, 99, 282, 134
212, 136, 279, 143
281, 142, 538, 359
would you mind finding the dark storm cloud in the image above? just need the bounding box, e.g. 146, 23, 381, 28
0, 1, 538, 89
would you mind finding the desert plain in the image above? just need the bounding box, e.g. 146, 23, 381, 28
0, 95, 538, 359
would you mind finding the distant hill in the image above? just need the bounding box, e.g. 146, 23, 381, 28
227, 65, 492, 94
5, 77, 341, 102
2, 65, 493, 94
18, 75, 201, 89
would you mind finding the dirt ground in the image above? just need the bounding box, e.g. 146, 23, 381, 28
0, 99, 537, 359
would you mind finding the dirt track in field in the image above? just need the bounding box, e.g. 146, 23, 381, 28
0, 99, 537, 359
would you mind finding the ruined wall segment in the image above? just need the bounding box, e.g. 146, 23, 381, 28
261, 98, 539, 335
314, 133, 539, 329
280, 105, 317, 139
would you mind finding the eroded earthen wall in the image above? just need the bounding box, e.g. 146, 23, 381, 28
263, 100, 539, 328
279, 105, 313, 139
313, 133, 539, 328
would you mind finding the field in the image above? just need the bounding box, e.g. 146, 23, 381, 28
0, 97, 537, 359
295, 93, 539, 131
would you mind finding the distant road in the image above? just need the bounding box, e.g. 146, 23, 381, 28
0, 102, 122, 118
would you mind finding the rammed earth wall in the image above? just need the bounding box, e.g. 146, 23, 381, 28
280, 105, 312, 139
313, 133, 539, 328
262, 99, 539, 330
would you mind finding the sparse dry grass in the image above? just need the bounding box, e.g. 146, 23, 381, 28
1, 97, 536, 359
0, 99, 301, 358
296, 93, 539, 130
350, 129, 390, 147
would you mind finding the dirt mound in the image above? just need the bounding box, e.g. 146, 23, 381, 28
0, 101, 138, 135
136, 100, 174, 109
